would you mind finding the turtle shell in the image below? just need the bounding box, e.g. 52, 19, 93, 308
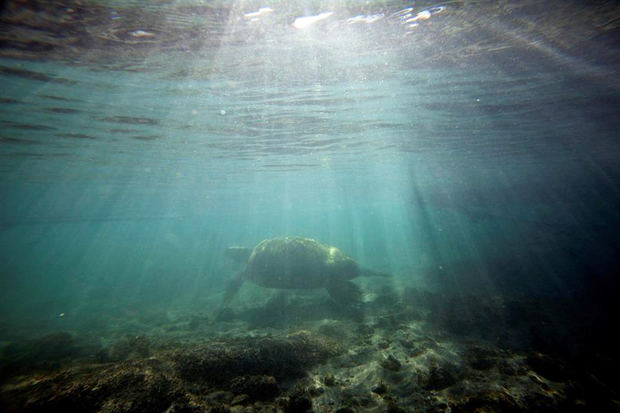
244, 237, 360, 289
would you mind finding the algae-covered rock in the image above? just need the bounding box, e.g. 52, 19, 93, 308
451, 390, 520, 413
380, 354, 402, 371
1, 331, 340, 412
229, 375, 279, 400
464, 346, 499, 370
172, 331, 341, 384
1, 359, 185, 413
101, 335, 150, 362
421, 360, 461, 390
0, 332, 90, 379
282, 390, 313, 413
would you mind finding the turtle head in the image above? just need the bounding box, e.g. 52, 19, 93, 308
330, 256, 360, 279
325, 246, 360, 279
225, 246, 253, 263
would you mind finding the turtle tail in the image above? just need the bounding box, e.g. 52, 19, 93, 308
360, 267, 392, 278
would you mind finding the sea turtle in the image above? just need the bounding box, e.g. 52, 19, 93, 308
219, 236, 389, 311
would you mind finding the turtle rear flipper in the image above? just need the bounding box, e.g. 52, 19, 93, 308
360, 266, 392, 278
326, 280, 361, 304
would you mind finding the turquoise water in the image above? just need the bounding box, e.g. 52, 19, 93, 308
1, 2, 619, 411
0, 0, 618, 354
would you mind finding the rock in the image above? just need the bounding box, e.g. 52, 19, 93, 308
318, 322, 349, 340
464, 346, 498, 370
498, 359, 524, 376
283, 393, 312, 413
230, 394, 248, 406
371, 383, 388, 395
331, 347, 374, 368
374, 315, 404, 330
214, 307, 236, 322
380, 354, 402, 371
377, 340, 390, 349
526, 352, 570, 382
172, 331, 340, 384
529, 373, 550, 390
1, 331, 340, 413
0, 332, 85, 378
422, 362, 459, 390
188, 316, 201, 330
165, 401, 201, 413
307, 385, 324, 396
106, 335, 150, 361
1, 332, 66, 361
205, 391, 233, 404
405, 344, 425, 358
229, 375, 279, 400
386, 402, 407, 413
207, 406, 230, 413
452, 390, 520, 413
323, 374, 336, 386
2, 360, 185, 413
357, 324, 374, 337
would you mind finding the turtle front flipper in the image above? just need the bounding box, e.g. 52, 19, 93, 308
326, 280, 362, 304
214, 272, 245, 321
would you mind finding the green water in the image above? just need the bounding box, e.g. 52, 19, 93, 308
0, 0, 618, 340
